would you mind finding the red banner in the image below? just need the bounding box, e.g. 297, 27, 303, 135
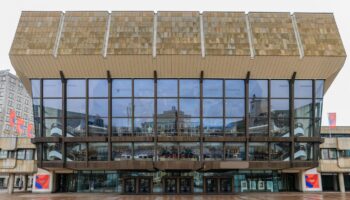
328, 113, 336, 129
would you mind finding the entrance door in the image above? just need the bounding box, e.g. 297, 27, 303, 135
138, 178, 152, 193
220, 178, 232, 193
179, 178, 192, 194
205, 178, 218, 193
164, 178, 177, 193
123, 178, 136, 194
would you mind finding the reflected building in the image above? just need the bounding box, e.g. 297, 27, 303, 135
9, 11, 346, 194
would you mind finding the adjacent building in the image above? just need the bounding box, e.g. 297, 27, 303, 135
9, 11, 346, 194
0, 69, 36, 193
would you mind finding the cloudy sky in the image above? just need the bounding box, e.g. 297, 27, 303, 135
0, 0, 349, 126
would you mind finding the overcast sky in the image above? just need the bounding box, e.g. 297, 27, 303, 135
0, 0, 349, 126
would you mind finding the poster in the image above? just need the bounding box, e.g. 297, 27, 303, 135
258, 180, 265, 190
305, 174, 320, 189
266, 181, 273, 192
249, 180, 256, 190
35, 174, 50, 189
241, 180, 248, 192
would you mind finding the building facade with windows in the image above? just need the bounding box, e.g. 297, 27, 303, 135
0, 69, 36, 193
9, 11, 346, 194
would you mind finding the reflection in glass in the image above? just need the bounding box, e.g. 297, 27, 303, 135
314, 118, 321, 136
34, 117, 41, 137
157, 99, 177, 116
271, 143, 290, 161
225, 118, 245, 136
271, 118, 289, 137
158, 80, 177, 97
112, 143, 132, 160
203, 143, 223, 160
31, 80, 41, 98
88, 117, 108, 136
134, 99, 154, 117
134, 143, 154, 161
270, 80, 289, 98
134, 118, 154, 135
179, 143, 200, 161
67, 79, 86, 97
44, 118, 62, 137
89, 79, 108, 97
294, 143, 313, 160
225, 143, 245, 160
294, 119, 312, 137
66, 143, 87, 161
249, 98, 268, 117
203, 118, 223, 136
157, 143, 178, 161
271, 99, 289, 118
43, 80, 62, 97
294, 80, 312, 98
112, 79, 132, 97
225, 99, 245, 117
134, 79, 154, 97
157, 118, 176, 136
180, 80, 200, 97
249, 143, 268, 161
249, 117, 268, 136
67, 99, 86, 118
179, 99, 200, 117
249, 80, 268, 98
33, 99, 41, 118
43, 99, 62, 118
89, 99, 108, 117
112, 118, 132, 136
67, 118, 86, 137
88, 143, 108, 161
316, 80, 324, 98
225, 80, 244, 98
43, 143, 62, 161
315, 99, 323, 118
294, 99, 312, 118
203, 99, 223, 117
112, 99, 132, 117
179, 118, 200, 136
203, 80, 223, 97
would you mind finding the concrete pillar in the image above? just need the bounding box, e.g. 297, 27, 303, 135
339, 173, 345, 193
22, 175, 28, 192
7, 174, 15, 194
333, 175, 339, 191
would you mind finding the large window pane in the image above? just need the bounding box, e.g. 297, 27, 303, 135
67, 99, 86, 118
33, 99, 41, 118
88, 117, 108, 136
31, 79, 41, 98
225, 143, 245, 161
134, 79, 154, 97
180, 80, 200, 97
179, 99, 200, 117
203, 99, 223, 117
66, 143, 87, 161
225, 118, 245, 136
294, 80, 312, 98
157, 99, 177, 116
157, 118, 177, 136
44, 118, 62, 137
43, 80, 62, 98
271, 80, 289, 98
271, 99, 289, 118
249, 143, 268, 161
316, 80, 324, 98
112, 79, 132, 97
294, 143, 313, 160
294, 119, 312, 137
179, 143, 200, 161
249, 117, 268, 135
67, 79, 86, 97
134, 99, 154, 117
203, 80, 223, 97
43, 99, 62, 118
88, 143, 108, 161
43, 143, 62, 161
249, 98, 268, 117
225, 80, 244, 98
179, 118, 200, 136
158, 143, 178, 161
89, 99, 108, 117
315, 99, 323, 118
249, 80, 268, 98
67, 119, 86, 137
112, 118, 132, 136
158, 80, 177, 97
203, 143, 223, 161
294, 99, 312, 118
134, 143, 154, 161
134, 118, 154, 135
203, 118, 223, 136
112, 143, 132, 160
89, 79, 108, 97
271, 143, 290, 161
271, 118, 290, 137
112, 99, 132, 117
225, 99, 245, 117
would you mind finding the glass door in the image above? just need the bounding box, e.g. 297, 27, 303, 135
164, 178, 177, 193
220, 178, 232, 193
205, 178, 218, 193
139, 178, 152, 193
123, 178, 136, 193
179, 178, 192, 194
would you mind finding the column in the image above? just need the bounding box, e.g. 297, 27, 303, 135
7, 174, 15, 194
22, 175, 28, 192
333, 174, 339, 191
339, 173, 345, 193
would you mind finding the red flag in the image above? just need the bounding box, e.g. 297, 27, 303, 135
328, 113, 336, 129
9, 109, 16, 127
16, 117, 24, 134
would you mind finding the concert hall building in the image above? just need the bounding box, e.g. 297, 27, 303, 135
9, 11, 346, 194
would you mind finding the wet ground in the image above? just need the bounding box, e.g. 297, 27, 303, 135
0, 192, 350, 200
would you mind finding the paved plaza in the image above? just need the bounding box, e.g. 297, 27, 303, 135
0, 193, 350, 200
